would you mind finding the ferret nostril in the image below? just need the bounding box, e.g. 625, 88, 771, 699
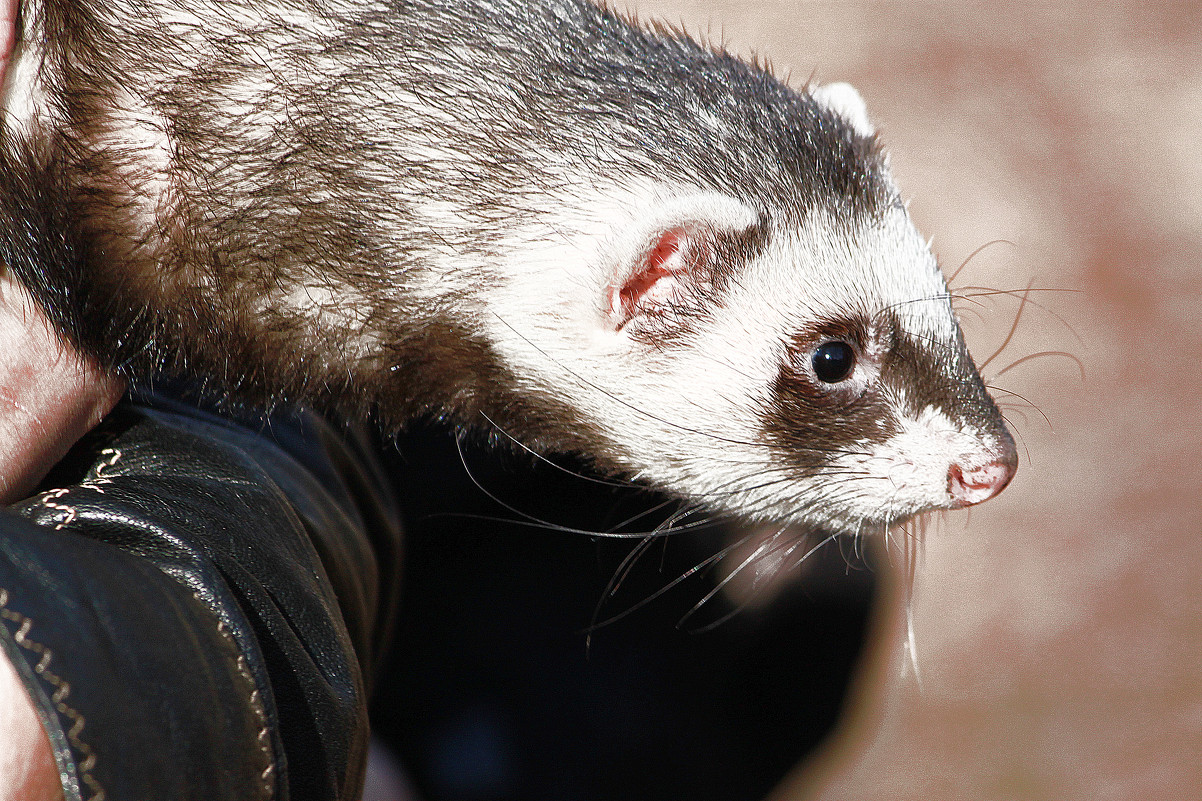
948, 459, 1015, 508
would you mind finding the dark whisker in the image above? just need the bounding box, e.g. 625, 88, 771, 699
993, 350, 1085, 381
978, 280, 1034, 373
997, 411, 1033, 465
987, 385, 1053, 431
946, 239, 1016, 284
953, 286, 1083, 344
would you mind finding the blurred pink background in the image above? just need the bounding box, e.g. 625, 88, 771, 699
638, 2, 1202, 798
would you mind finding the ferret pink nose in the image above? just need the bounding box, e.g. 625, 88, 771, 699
947, 459, 1015, 508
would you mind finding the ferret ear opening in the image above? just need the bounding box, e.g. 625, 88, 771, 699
608, 226, 696, 328
606, 193, 760, 332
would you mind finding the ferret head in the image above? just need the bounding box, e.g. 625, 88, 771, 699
482, 82, 1015, 535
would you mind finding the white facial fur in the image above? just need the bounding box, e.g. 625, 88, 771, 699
480, 173, 998, 532
828, 402, 1008, 524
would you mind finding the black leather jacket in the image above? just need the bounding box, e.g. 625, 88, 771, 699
0, 396, 402, 801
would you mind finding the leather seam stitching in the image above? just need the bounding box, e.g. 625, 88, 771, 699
210, 614, 276, 799
0, 586, 106, 801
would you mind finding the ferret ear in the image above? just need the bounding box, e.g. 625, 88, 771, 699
810, 81, 874, 137
608, 226, 697, 328
607, 193, 758, 331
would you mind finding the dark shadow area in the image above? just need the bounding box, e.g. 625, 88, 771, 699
370, 421, 875, 801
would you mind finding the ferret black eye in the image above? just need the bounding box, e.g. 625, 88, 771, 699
811, 341, 856, 383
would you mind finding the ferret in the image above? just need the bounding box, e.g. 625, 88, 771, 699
0, 0, 1016, 535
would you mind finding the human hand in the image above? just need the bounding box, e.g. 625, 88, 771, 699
0, 271, 125, 801
0, 271, 125, 503
0, 643, 63, 801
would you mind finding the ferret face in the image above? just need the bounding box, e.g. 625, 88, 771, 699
750, 210, 1018, 531
476, 80, 1017, 534
485, 188, 1015, 535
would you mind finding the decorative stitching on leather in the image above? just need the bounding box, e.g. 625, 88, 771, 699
36, 487, 76, 531
212, 616, 276, 799
34, 447, 122, 530
80, 448, 122, 493
22, 448, 276, 798
0, 587, 106, 801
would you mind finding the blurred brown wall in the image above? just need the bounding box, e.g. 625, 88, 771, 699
637, 2, 1202, 799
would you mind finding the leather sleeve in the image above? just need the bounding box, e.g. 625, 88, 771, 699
0, 399, 403, 801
